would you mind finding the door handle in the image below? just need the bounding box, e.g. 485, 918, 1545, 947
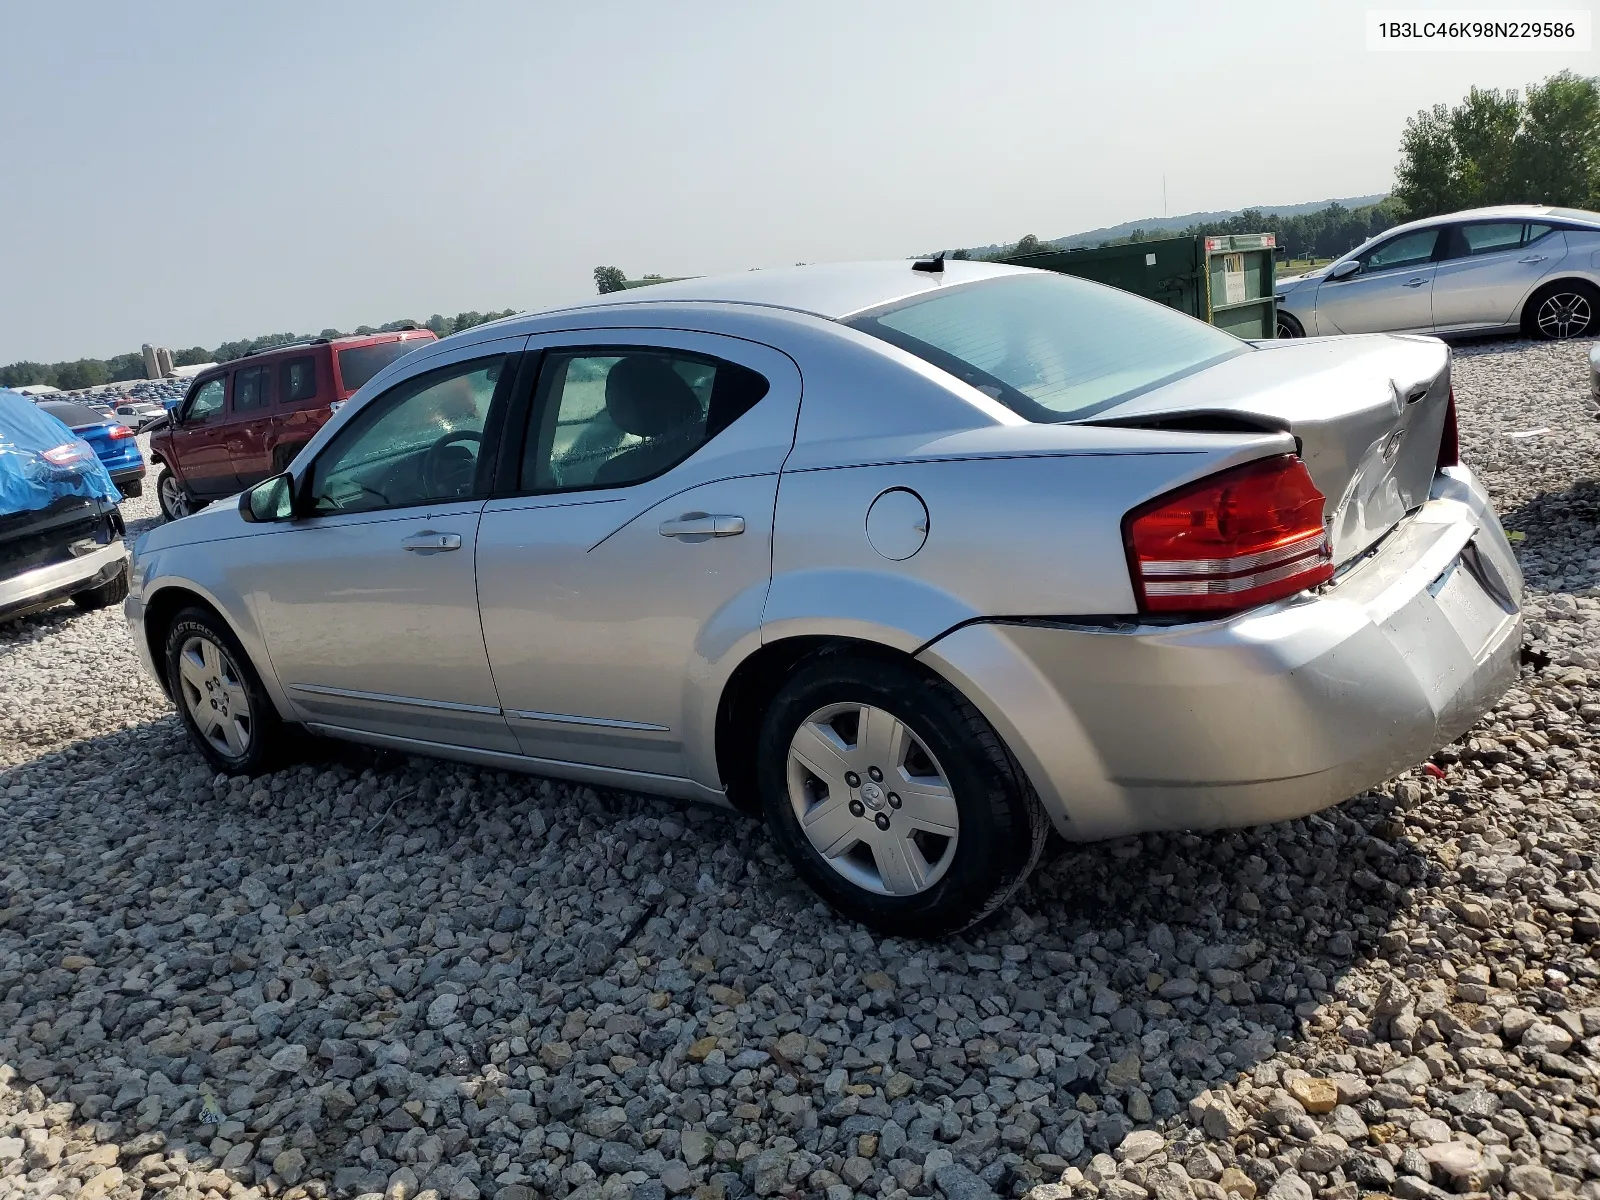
1402, 277, 1427, 288
1518, 255, 1548, 264
401, 531, 462, 553
659, 512, 745, 539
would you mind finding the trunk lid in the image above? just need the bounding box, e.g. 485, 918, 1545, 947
1086, 333, 1452, 566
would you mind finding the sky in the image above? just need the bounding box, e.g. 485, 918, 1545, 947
1, 0, 1594, 363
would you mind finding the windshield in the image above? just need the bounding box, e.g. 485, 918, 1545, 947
845, 274, 1247, 422
336, 338, 431, 394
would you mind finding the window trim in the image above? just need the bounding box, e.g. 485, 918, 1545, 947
296, 351, 520, 519
492, 343, 770, 500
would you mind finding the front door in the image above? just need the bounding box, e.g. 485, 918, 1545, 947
1431, 221, 1564, 332
169, 376, 238, 497
242, 340, 525, 751
476, 332, 802, 786
1315, 226, 1442, 334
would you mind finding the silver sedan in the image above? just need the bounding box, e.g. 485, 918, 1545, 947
126, 261, 1522, 935
1276, 205, 1600, 341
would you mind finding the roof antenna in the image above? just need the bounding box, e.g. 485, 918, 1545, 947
912, 252, 946, 274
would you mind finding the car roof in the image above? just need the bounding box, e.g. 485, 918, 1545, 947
1386, 205, 1600, 235
543, 259, 1037, 323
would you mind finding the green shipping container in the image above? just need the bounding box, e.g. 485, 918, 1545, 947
1006, 232, 1278, 338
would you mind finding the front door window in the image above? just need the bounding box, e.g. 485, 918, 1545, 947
308, 356, 505, 515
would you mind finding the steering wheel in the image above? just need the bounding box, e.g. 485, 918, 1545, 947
421, 430, 483, 497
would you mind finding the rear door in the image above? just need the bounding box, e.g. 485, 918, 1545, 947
224, 363, 275, 486
274, 353, 328, 469
1314, 226, 1441, 334
1431, 221, 1564, 331
168, 376, 237, 497
475, 331, 800, 785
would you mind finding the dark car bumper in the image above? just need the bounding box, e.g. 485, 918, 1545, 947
111, 463, 147, 495
0, 497, 127, 622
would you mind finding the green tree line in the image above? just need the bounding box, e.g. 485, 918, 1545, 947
1, 309, 518, 391
1393, 70, 1599, 217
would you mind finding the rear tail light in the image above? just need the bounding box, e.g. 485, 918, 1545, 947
1125, 454, 1334, 616
1437, 388, 1459, 468
107, 424, 136, 440
41, 443, 89, 466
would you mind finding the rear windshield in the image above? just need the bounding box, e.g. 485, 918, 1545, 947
845, 273, 1247, 422
336, 339, 429, 394
37, 401, 103, 428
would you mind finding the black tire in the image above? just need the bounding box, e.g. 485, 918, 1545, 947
1522, 280, 1599, 341
163, 605, 298, 775
756, 652, 1048, 937
71, 563, 130, 611
1275, 310, 1305, 339
119, 478, 143, 498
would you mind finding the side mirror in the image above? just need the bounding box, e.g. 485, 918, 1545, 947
1328, 260, 1361, 281
240, 473, 295, 523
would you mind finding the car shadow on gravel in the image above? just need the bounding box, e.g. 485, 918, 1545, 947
1, 699, 1452, 1199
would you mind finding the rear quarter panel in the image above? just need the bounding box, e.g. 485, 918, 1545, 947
765, 428, 1293, 646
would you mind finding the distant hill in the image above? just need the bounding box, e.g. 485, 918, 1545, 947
955, 195, 1389, 258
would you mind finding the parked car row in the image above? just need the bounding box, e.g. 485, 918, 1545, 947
127, 260, 1523, 934
1275, 204, 1600, 341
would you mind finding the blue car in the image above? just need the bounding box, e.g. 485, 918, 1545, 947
37, 399, 146, 497
0, 389, 128, 621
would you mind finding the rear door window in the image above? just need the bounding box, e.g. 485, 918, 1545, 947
1457, 222, 1527, 256
281, 356, 318, 403
518, 349, 768, 491
233, 366, 271, 412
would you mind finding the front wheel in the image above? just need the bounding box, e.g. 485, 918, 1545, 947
757, 653, 1048, 937
157, 469, 192, 521
1276, 310, 1305, 339
164, 606, 298, 775
1524, 282, 1598, 341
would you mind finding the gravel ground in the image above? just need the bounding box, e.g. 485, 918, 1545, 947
3, 340, 1600, 1200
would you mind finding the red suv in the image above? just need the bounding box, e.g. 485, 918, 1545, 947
151, 329, 437, 520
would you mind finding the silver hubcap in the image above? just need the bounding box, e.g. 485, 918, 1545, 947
178, 635, 251, 758
786, 702, 959, 897
161, 475, 189, 518
1537, 292, 1592, 339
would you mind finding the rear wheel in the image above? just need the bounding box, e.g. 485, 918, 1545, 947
164, 606, 298, 775
71, 563, 130, 611
157, 469, 195, 521
1523, 281, 1598, 340
757, 652, 1048, 937
119, 477, 143, 498
1276, 310, 1305, 339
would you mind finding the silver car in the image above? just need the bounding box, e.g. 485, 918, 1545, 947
1276, 205, 1600, 341
126, 261, 1522, 935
